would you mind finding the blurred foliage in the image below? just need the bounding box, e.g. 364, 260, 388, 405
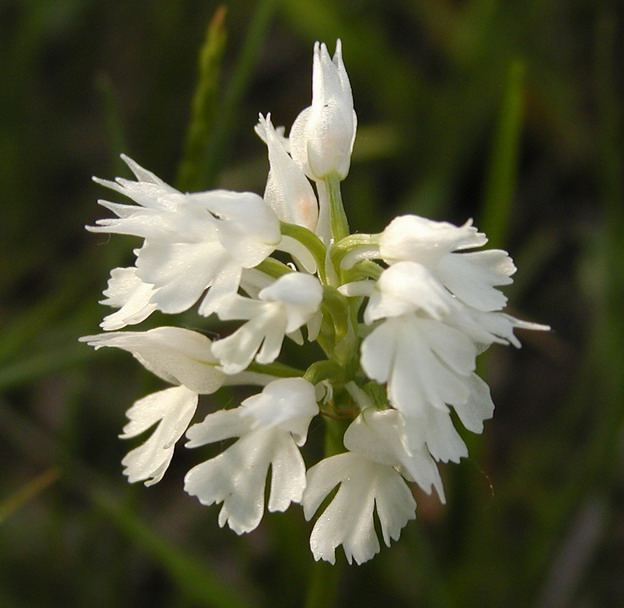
1, 0, 623, 606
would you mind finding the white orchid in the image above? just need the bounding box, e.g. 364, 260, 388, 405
341, 231, 547, 427
80, 327, 269, 485
303, 408, 444, 565
89, 155, 281, 317
83, 40, 549, 567
212, 272, 323, 374
184, 378, 318, 534
304, 452, 416, 565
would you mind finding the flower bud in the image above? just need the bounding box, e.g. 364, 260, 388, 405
255, 114, 319, 231
289, 40, 357, 181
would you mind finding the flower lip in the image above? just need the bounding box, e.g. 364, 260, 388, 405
183, 378, 317, 534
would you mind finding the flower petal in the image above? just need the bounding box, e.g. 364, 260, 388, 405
303, 452, 416, 565
405, 410, 468, 464
361, 317, 473, 417
136, 240, 228, 314
452, 373, 495, 433
240, 377, 318, 444
184, 428, 305, 534
365, 262, 460, 323
437, 250, 514, 311
80, 327, 225, 394
256, 114, 319, 231
379, 215, 487, 266
99, 267, 158, 330
185, 408, 252, 447
259, 272, 323, 332
120, 386, 198, 486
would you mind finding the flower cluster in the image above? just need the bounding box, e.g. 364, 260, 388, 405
82, 40, 548, 565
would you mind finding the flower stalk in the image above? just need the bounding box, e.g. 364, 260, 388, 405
325, 176, 350, 246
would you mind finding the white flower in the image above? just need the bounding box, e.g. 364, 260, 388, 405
344, 409, 445, 497
98, 267, 158, 330
379, 215, 516, 311
80, 39, 552, 567
362, 261, 461, 323
345, 256, 547, 426
303, 453, 415, 565
80, 327, 228, 485
212, 272, 323, 374
80, 326, 226, 394
255, 114, 318, 231
119, 385, 198, 486
89, 155, 281, 317
184, 378, 318, 534
355, 263, 477, 419
289, 40, 357, 181
303, 409, 443, 565
361, 315, 476, 418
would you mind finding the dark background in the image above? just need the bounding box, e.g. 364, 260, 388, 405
1, 1, 623, 606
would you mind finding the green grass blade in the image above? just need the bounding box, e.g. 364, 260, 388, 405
175, 6, 228, 192
0, 468, 60, 524
480, 57, 526, 248
193, 0, 279, 189
0, 397, 255, 608
90, 489, 255, 608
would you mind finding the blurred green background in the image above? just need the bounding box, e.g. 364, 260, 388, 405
1, 0, 623, 606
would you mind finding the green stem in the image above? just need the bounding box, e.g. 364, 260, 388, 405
315, 177, 350, 250
330, 232, 376, 271
304, 415, 346, 608
325, 176, 350, 245
303, 360, 344, 386
254, 257, 294, 278
304, 559, 342, 608
279, 221, 328, 283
